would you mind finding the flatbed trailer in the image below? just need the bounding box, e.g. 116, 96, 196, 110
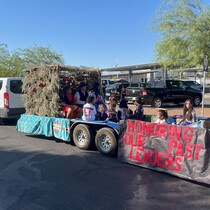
17, 114, 119, 156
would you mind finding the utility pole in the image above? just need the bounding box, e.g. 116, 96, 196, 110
115, 59, 119, 78
115, 59, 119, 67
201, 55, 208, 116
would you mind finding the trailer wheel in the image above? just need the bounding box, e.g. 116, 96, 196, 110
95, 128, 117, 157
73, 124, 94, 150
152, 97, 163, 108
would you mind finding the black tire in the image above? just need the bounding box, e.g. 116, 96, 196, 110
0, 118, 3, 124
192, 96, 201, 106
73, 124, 94, 150
95, 128, 117, 157
152, 97, 163, 108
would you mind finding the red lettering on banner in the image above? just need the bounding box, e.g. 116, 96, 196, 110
136, 133, 145, 146
159, 124, 168, 138
127, 120, 135, 133
157, 152, 167, 168
184, 143, 193, 159
143, 149, 149, 162
175, 141, 183, 156
166, 154, 174, 168
132, 132, 137, 146
123, 132, 133, 145
134, 120, 142, 133
168, 140, 177, 154
171, 156, 182, 172
151, 123, 159, 137
136, 146, 145, 163
129, 145, 138, 161
124, 120, 204, 174
194, 144, 203, 160
168, 125, 177, 141
141, 121, 151, 136
182, 127, 193, 142
168, 125, 182, 141
149, 150, 158, 165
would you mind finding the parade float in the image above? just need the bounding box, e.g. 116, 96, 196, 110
16, 64, 210, 185
17, 65, 119, 156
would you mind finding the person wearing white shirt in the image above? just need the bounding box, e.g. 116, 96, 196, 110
155, 109, 169, 124
82, 96, 97, 121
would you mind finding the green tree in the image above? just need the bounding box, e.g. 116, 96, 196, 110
0, 44, 64, 77
18, 45, 64, 67
153, 0, 210, 69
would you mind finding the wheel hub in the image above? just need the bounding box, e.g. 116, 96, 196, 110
77, 130, 86, 143
100, 135, 111, 151
194, 97, 200, 105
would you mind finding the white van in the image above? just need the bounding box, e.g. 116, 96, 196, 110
0, 78, 25, 119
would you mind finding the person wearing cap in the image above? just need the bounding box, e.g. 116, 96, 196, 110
74, 82, 89, 108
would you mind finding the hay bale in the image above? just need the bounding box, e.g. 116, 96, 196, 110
22, 64, 101, 117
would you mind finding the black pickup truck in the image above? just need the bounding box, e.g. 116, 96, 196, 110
126, 80, 202, 108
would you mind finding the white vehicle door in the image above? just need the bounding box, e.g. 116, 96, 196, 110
0, 79, 4, 108
7, 79, 24, 108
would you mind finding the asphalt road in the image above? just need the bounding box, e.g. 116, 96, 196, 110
1, 122, 210, 210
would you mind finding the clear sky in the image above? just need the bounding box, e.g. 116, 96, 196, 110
0, 0, 208, 68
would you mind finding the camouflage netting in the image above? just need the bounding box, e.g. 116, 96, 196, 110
22, 65, 101, 117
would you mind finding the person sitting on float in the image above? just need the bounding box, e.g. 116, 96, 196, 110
132, 96, 144, 121
75, 82, 89, 108
62, 86, 82, 119
107, 103, 118, 123
97, 104, 108, 121
82, 95, 97, 121
88, 82, 107, 110
181, 99, 196, 125
109, 96, 117, 106
118, 95, 133, 120
155, 109, 169, 124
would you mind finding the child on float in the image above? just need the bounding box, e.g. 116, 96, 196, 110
107, 103, 118, 123
109, 96, 117, 107
132, 96, 144, 121
117, 100, 128, 120
82, 95, 97, 121
62, 86, 82, 119
95, 95, 107, 111
118, 96, 133, 120
155, 109, 169, 124
88, 82, 107, 111
182, 99, 196, 125
97, 104, 108, 121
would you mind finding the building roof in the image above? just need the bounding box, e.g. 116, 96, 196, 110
101, 63, 161, 72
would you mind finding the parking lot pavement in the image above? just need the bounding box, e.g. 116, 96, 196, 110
1, 124, 210, 209
126, 93, 210, 117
